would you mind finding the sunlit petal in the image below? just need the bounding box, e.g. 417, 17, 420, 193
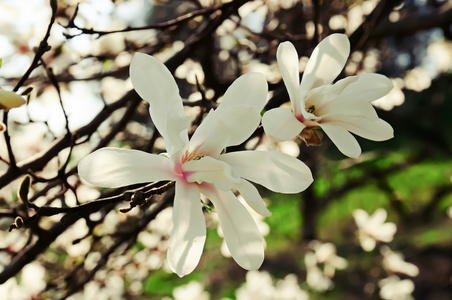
262, 107, 305, 141
190, 105, 261, 157
215, 73, 267, 114
277, 42, 302, 114
329, 117, 394, 141
300, 33, 350, 95
319, 123, 361, 158
78, 148, 175, 187
220, 150, 313, 193
333, 73, 394, 103
201, 186, 264, 270
236, 179, 272, 217
168, 182, 206, 277
130, 53, 189, 156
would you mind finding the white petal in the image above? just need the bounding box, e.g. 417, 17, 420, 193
167, 182, 206, 277
182, 156, 240, 190
353, 209, 369, 228
236, 179, 272, 217
319, 123, 361, 158
334, 117, 393, 141
201, 186, 264, 270
300, 34, 350, 95
216, 72, 267, 114
375, 223, 397, 242
277, 42, 302, 114
359, 234, 376, 252
220, 151, 313, 193
370, 208, 388, 225
262, 107, 305, 141
317, 95, 379, 119
190, 104, 261, 157
334, 73, 394, 103
78, 148, 175, 188
130, 53, 189, 156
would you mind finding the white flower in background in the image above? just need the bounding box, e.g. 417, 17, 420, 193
262, 34, 394, 158
380, 246, 419, 277
353, 208, 396, 251
172, 281, 210, 300
78, 53, 313, 277
0, 262, 46, 300
236, 270, 308, 300
308, 240, 348, 277
304, 240, 348, 292
378, 276, 415, 300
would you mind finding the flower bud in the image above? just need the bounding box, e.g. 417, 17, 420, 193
18, 175, 32, 206
0, 89, 26, 109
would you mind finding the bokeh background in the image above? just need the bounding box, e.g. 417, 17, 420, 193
0, 0, 451, 299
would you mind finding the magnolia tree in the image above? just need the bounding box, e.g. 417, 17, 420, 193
0, 0, 451, 299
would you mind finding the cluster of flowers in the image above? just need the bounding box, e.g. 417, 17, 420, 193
78, 34, 393, 277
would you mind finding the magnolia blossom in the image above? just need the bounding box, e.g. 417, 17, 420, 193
236, 270, 308, 300
305, 240, 348, 291
78, 53, 313, 277
380, 246, 419, 277
353, 208, 397, 251
378, 276, 415, 300
262, 34, 394, 158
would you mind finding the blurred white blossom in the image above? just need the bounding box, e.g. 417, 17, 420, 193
236, 270, 308, 300
353, 208, 397, 251
172, 281, 210, 300
378, 276, 414, 300
380, 246, 419, 277
304, 240, 348, 292
0, 262, 46, 300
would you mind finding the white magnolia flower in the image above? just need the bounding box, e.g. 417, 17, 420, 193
78, 53, 313, 277
236, 270, 308, 300
380, 246, 419, 277
262, 34, 394, 158
172, 281, 210, 300
308, 240, 348, 277
353, 208, 397, 251
378, 276, 415, 300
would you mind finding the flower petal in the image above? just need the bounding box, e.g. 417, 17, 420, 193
262, 107, 305, 141
78, 148, 175, 187
130, 53, 189, 156
182, 156, 241, 190
334, 73, 394, 103
330, 117, 394, 141
219, 150, 313, 193
215, 72, 267, 114
353, 209, 369, 228
319, 123, 361, 158
168, 182, 206, 277
236, 179, 272, 217
277, 42, 302, 114
190, 104, 261, 157
300, 34, 350, 95
201, 186, 264, 270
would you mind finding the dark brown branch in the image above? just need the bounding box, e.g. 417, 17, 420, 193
64, 3, 222, 38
